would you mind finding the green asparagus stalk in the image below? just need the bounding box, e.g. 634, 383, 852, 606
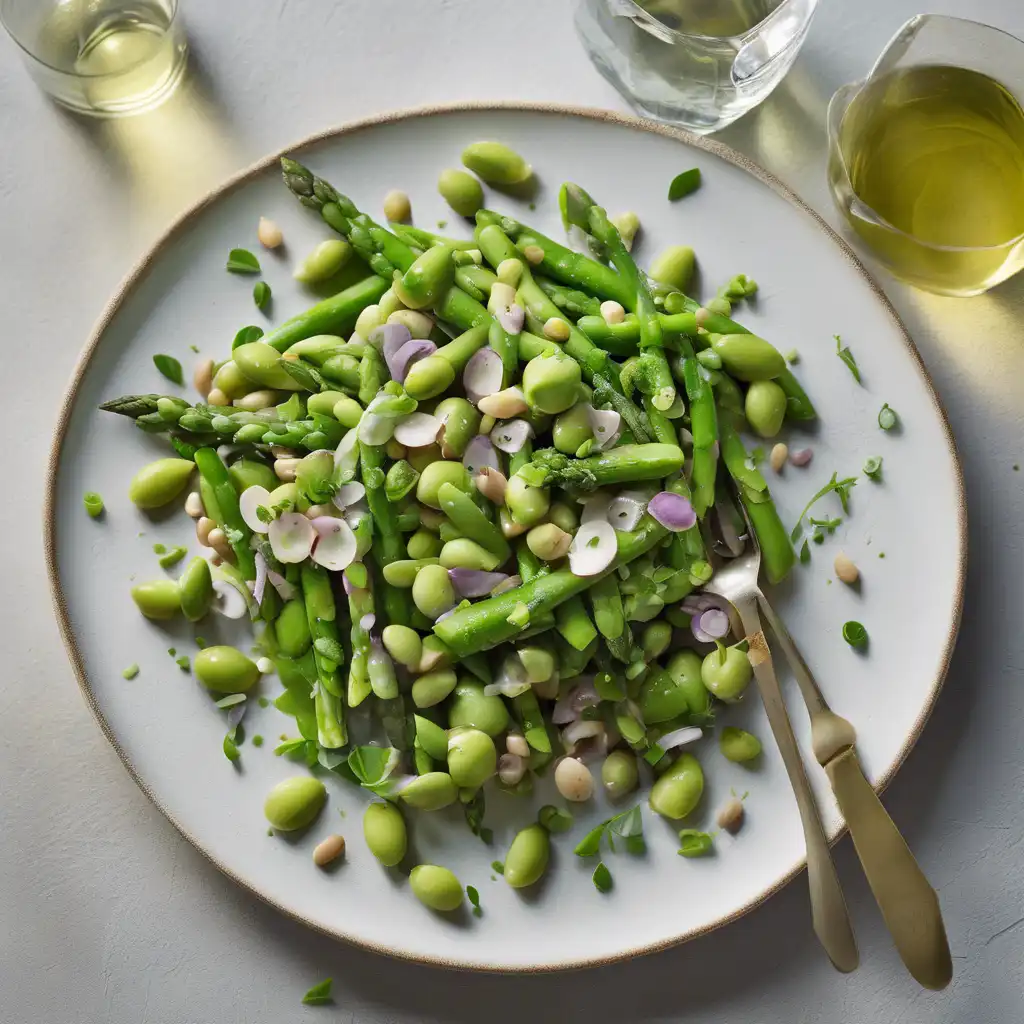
344, 562, 373, 708
520, 443, 685, 492
193, 448, 257, 579
555, 595, 599, 652
534, 276, 603, 319
300, 562, 347, 749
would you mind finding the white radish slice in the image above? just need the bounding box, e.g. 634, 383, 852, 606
253, 551, 268, 605
333, 426, 359, 471
487, 282, 517, 314
569, 520, 617, 577
657, 726, 703, 751
266, 569, 297, 601
239, 485, 273, 534
448, 568, 509, 598
212, 578, 250, 619
463, 347, 504, 400
269, 512, 316, 564
490, 418, 533, 454
606, 494, 646, 532
309, 516, 357, 571
663, 393, 686, 420
580, 491, 613, 524
698, 607, 731, 639
358, 411, 395, 446
691, 620, 716, 644
495, 302, 525, 335
332, 481, 365, 510
371, 322, 411, 361
587, 405, 622, 451
394, 412, 442, 448
388, 339, 435, 383
562, 719, 605, 747
342, 499, 368, 528
463, 434, 500, 476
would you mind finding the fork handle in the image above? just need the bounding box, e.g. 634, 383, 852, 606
824, 747, 953, 989
734, 601, 859, 973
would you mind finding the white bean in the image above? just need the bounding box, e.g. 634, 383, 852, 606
506, 734, 530, 758
207, 528, 235, 563
477, 387, 528, 419
554, 757, 594, 802
206, 388, 229, 407
717, 797, 745, 833
523, 245, 544, 265
193, 359, 214, 399
498, 753, 526, 786
274, 458, 300, 482
382, 190, 411, 223
313, 834, 346, 867
769, 443, 789, 473
834, 552, 860, 585
233, 389, 278, 412
196, 516, 215, 547
184, 492, 205, 518
387, 309, 433, 339
600, 300, 626, 325
543, 317, 570, 342
257, 217, 283, 249
474, 467, 508, 504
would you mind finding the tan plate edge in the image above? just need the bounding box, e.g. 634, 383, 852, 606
42, 100, 969, 974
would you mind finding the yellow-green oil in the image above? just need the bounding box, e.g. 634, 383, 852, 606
839, 65, 1024, 293
638, 0, 779, 37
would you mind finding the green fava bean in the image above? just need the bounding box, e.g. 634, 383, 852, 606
294, 239, 352, 283
306, 390, 348, 417
412, 668, 458, 708
194, 645, 260, 693
649, 752, 704, 820
649, 245, 695, 293
552, 403, 593, 454
228, 458, 277, 494
439, 539, 502, 572
438, 168, 485, 216
333, 397, 364, 428
602, 750, 640, 799
285, 335, 346, 365
395, 245, 455, 310
400, 772, 459, 811
745, 380, 787, 439
435, 398, 481, 457
406, 529, 442, 560
448, 680, 510, 737
505, 473, 550, 528
128, 458, 194, 510
639, 667, 691, 725
701, 646, 753, 702
411, 563, 456, 620
384, 558, 441, 589
461, 141, 532, 185
709, 334, 786, 382
131, 579, 181, 620
720, 726, 762, 763
233, 341, 304, 391
212, 360, 254, 399
667, 650, 711, 717
414, 714, 450, 760
268, 481, 306, 513
403, 355, 456, 401
547, 501, 579, 534
178, 557, 213, 622
264, 776, 326, 831
522, 350, 582, 415
504, 824, 550, 889
382, 624, 423, 669
641, 621, 673, 661
416, 460, 471, 509
410, 864, 464, 912
447, 728, 497, 789
276, 598, 313, 657
363, 801, 407, 867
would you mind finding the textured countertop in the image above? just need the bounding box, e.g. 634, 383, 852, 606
2, 1, 1022, 1021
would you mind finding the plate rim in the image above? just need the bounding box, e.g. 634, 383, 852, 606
42, 100, 968, 973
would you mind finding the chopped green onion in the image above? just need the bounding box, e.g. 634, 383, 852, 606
842, 620, 869, 650
121, 664, 139, 680
83, 491, 104, 518
226, 248, 260, 274
491, 860, 505, 874
668, 168, 701, 201
878, 403, 898, 430
152, 543, 167, 554
863, 456, 883, 481
252, 735, 264, 747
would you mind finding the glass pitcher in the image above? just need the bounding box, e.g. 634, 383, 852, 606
575, 0, 819, 134
827, 15, 1024, 296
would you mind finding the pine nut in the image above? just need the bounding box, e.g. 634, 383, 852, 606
382, 190, 411, 223
193, 359, 214, 399
496, 258, 523, 288
207, 388, 229, 407
184, 492, 205, 518
600, 300, 626, 325
543, 317, 570, 342
207, 528, 235, 563
313, 834, 346, 867
500, 508, 527, 538
233, 389, 278, 412
554, 757, 594, 802
474, 466, 508, 504
834, 552, 859, 585
523, 244, 544, 265
769, 443, 789, 473
257, 217, 283, 249
477, 387, 528, 419
196, 516, 215, 546
498, 753, 526, 785
274, 458, 300, 482
717, 797, 745, 833
506, 734, 530, 758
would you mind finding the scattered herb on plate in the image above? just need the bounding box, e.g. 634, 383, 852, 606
254, 280, 272, 310
232, 324, 265, 348
878, 403, 898, 430
227, 248, 261, 274
301, 979, 333, 1007
863, 456, 883, 481
834, 334, 861, 383
842, 620, 869, 650
121, 663, 139, 680
152, 353, 184, 385
668, 167, 701, 201
677, 829, 714, 858
467, 885, 482, 916
83, 491, 104, 518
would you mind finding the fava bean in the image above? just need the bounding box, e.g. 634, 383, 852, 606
416, 460, 471, 509
414, 714, 450, 760
130, 579, 181, 620
410, 864, 464, 911
264, 776, 326, 831
406, 529, 442, 560
400, 772, 459, 811
448, 680, 510, 737
382, 624, 422, 669
601, 750, 640, 799
461, 141, 532, 186
720, 726, 762, 762
293, 239, 352, 283
411, 563, 456, 619
194, 645, 260, 693
504, 473, 550, 528
701, 645, 752, 702
649, 245, 695, 293
128, 458, 194, 510
307, 390, 348, 417
745, 380, 787, 439
639, 667, 691, 725
228, 458, 277, 494
522, 350, 581, 415
412, 669, 458, 709
363, 801, 407, 867
667, 650, 711, 717
649, 752, 704, 819
439, 538, 502, 572
438, 168, 485, 216
333, 397, 364, 428
504, 824, 550, 889
276, 598, 313, 657
178, 557, 214, 622
232, 341, 305, 391
435, 398, 481, 458
709, 334, 786, 382
447, 728, 497, 789
382, 557, 441, 589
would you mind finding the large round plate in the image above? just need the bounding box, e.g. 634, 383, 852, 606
45, 104, 966, 971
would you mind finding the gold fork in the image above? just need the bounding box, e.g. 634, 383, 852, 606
705, 488, 952, 989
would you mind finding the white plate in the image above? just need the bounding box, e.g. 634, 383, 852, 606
45, 104, 966, 972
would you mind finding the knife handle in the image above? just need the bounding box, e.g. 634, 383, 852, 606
824, 747, 953, 990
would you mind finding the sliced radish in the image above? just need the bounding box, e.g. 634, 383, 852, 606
267, 569, 297, 602
212, 578, 250, 619
333, 426, 360, 473
698, 607, 730, 639
342, 499, 368, 528
495, 303, 525, 336
568, 520, 617, 577
606, 494, 646, 532
490, 418, 533, 454
657, 726, 703, 751
394, 412, 442, 448
389, 339, 436, 383
371, 322, 412, 363
580, 491, 613, 524
359, 612, 376, 631
587, 405, 622, 451
253, 550, 268, 605
648, 491, 697, 531
269, 512, 316, 564
358, 411, 395, 446
239, 485, 273, 534
309, 516, 357, 571
562, 719, 605, 748
332, 481, 365, 510
463, 347, 503, 400
463, 434, 500, 476
448, 568, 509, 598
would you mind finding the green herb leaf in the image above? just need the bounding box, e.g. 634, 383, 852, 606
608, 804, 643, 838
347, 745, 399, 786
677, 829, 714, 858
842, 620, 869, 650
153, 354, 184, 385
215, 693, 247, 709
800, 539, 811, 564
574, 822, 607, 857
223, 733, 240, 761
301, 979, 333, 1007
834, 335, 861, 384
790, 471, 858, 542
491, 860, 504, 874
538, 805, 574, 833
175, 655, 191, 671
253, 280, 272, 311
281, 357, 324, 392
463, 789, 489, 841
227, 248, 261, 274
863, 456, 883, 481
83, 491, 104, 518
232, 325, 265, 349
122, 663, 139, 680
668, 168, 702, 201
274, 737, 308, 757
592, 861, 613, 893
466, 885, 482, 916
256, 505, 275, 524
314, 636, 345, 662
720, 274, 758, 300
878, 403, 898, 431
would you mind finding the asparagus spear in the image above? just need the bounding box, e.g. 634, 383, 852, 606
344, 561, 373, 708
193, 448, 257, 579
262, 276, 389, 352
300, 562, 347, 749
520, 443, 685, 492
534, 276, 603, 319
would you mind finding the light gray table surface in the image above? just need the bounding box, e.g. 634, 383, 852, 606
2, 1, 1022, 1021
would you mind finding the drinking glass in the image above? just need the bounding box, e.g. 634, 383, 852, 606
827, 15, 1024, 296
574, 0, 819, 133
1, 0, 187, 117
